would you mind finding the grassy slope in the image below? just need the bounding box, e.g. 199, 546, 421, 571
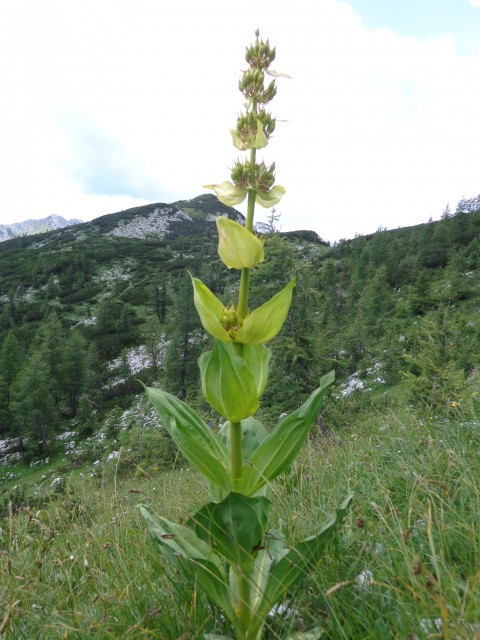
1, 406, 478, 639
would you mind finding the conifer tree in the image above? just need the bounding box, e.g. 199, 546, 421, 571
10, 351, 57, 456
0, 331, 22, 435
61, 330, 88, 415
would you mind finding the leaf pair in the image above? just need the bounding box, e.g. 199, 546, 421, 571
144, 371, 335, 498
199, 342, 270, 422
139, 494, 353, 639
192, 276, 295, 344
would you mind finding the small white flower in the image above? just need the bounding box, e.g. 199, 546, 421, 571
356, 569, 374, 589
268, 601, 292, 618
419, 618, 442, 634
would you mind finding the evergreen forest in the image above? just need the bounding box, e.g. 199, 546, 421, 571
1, 193, 479, 639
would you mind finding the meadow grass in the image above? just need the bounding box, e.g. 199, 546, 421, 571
1, 406, 479, 639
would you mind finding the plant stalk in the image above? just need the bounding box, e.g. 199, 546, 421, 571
230, 420, 243, 480
236, 568, 252, 639
237, 147, 257, 321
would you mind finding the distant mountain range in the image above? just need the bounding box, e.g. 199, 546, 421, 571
0, 215, 83, 242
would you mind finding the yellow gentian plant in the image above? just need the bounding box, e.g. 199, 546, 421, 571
139, 31, 351, 639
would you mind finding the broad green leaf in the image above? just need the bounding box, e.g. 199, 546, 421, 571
235, 279, 295, 345
139, 505, 235, 622
243, 344, 271, 398
473, 395, 480, 421
189, 493, 270, 571
144, 385, 231, 492
199, 340, 259, 422
204, 181, 248, 206
251, 529, 289, 613
237, 371, 335, 496
255, 185, 286, 208
191, 276, 232, 342
217, 217, 264, 270
250, 496, 353, 635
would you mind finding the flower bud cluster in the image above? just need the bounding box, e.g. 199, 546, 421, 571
219, 304, 243, 339
231, 160, 276, 192
237, 33, 278, 141
205, 31, 286, 209
245, 32, 276, 70
233, 111, 275, 150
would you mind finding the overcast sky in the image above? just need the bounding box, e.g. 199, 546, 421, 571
1, 0, 479, 242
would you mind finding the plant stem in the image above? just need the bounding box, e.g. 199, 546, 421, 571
232, 128, 258, 637
233, 145, 258, 484
237, 147, 257, 321
237, 569, 252, 636
230, 420, 243, 480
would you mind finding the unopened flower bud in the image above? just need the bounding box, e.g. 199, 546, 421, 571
259, 80, 277, 104
230, 161, 250, 188
255, 162, 276, 192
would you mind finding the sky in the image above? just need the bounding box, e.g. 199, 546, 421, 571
1, 0, 480, 242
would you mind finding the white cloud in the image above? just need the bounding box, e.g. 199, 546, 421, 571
0, 0, 479, 241
469, 0, 480, 8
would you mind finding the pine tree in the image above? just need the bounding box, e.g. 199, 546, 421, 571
61, 330, 88, 415
163, 272, 203, 399
10, 351, 57, 456
0, 331, 23, 435
33, 312, 66, 407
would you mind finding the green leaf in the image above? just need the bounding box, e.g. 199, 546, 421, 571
189, 493, 271, 571
217, 217, 264, 270
144, 385, 231, 493
235, 278, 295, 345
237, 371, 335, 496
138, 505, 235, 622
191, 276, 232, 342
243, 344, 271, 398
250, 529, 289, 614
250, 496, 353, 635
199, 340, 259, 422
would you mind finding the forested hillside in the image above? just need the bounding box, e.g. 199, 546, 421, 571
1, 193, 480, 462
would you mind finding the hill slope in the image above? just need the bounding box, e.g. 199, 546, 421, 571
0, 193, 479, 461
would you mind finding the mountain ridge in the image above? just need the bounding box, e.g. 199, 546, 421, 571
0, 214, 83, 242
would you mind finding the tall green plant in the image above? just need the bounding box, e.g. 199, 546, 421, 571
139, 31, 351, 639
